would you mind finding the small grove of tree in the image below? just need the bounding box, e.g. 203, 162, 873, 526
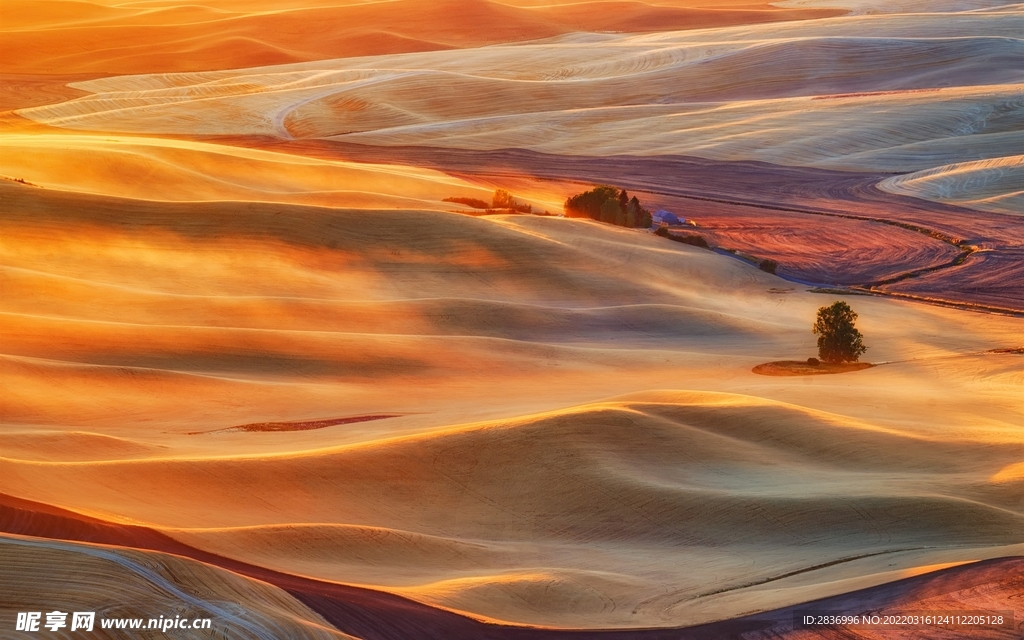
492, 189, 532, 213
564, 186, 652, 228
813, 301, 868, 363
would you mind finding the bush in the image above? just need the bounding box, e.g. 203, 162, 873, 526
492, 189, 515, 208
806, 357, 820, 366
443, 197, 490, 209
813, 301, 868, 363
492, 189, 531, 213
759, 259, 778, 274
655, 227, 709, 248
676, 234, 709, 249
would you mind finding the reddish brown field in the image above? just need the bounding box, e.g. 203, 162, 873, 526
752, 361, 875, 376
224, 415, 402, 433
884, 251, 1024, 313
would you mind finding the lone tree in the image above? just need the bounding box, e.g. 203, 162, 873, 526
813, 301, 868, 363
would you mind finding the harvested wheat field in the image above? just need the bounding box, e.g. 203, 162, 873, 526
2, 0, 1023, 638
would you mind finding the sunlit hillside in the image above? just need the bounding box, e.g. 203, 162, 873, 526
12, 7, 1024, 213
2, 1, 1022, 638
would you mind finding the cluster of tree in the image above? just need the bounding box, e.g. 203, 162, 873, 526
654, 226, 709, 248
813, 301, 868, 363
564, 186, 652, 228
492, 189, 532, 213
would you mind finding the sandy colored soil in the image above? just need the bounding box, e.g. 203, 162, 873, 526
752, 361, 874, 376
3, 180, 1023, 630
17, 9, 1021, 192
2, 1, 1023, 636
3, 3, 1021, 307
776, 0, 1019, 12
0, 532, 355, 640
879, 156, 1024, 217
0, 134, 512, 212
3, 503, 1022, 639
0, 0, 840, 75
0, 74, 99, 112
13, 2, 1011, 223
